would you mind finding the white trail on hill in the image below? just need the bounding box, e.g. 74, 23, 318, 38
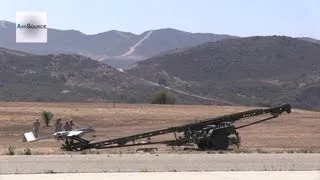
121, 30, 153, 56
136, 77, 236, 105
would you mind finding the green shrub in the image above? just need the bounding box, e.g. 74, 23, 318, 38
42, 111, 54, 126
44, 170, 57, 174
231, 148, 253, 153
24, 148, 32, 155
150, 91, 176, 104
7, 145, 15, 155
218, 150, 227, 154
255, 148, 268, 153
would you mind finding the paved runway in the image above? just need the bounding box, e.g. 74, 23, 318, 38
0, 154, 319, 174
1, 172, 320, 180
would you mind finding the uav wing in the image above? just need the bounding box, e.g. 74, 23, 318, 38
66, 128, 95, 137
23, 131, 54, 142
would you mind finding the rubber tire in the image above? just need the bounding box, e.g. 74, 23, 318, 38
204, 137, 214, 149
197, 139, 206, 151
212, 133, 229, 150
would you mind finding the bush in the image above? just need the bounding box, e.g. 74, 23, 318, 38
7, 145, 15, 155
42, 111, 54, 126
150, 91, 176, 104
24, 148, 32, 155
255, 148, 268, 153
44, 170, 57, 174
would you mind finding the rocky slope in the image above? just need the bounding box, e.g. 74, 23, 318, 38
126, 36, 320, 110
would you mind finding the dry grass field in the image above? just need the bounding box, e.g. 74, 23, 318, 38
0, 102, 319, 154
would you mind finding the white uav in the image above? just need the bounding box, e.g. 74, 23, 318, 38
24, 127, 95, 142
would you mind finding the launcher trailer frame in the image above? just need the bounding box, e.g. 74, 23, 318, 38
60, 104, 291, 151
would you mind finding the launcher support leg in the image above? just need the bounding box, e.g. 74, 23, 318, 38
65, 138, 69, 146
228, 132, 241, 149
235, 132, 240, 149
170, 134, 175, 150
174, 132, 181, 150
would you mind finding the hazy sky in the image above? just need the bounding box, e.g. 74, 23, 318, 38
0, 0, 319, 38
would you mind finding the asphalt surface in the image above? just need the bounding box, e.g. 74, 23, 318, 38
1, 172, 320, 180
0, 154, 320, 174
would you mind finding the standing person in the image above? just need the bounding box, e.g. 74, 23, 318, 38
32, 118, 41, 138
64, 121, 71, 131
54, 119, 63, 132
69, 120, 75, 130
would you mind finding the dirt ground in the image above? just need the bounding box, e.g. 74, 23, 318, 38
0, 102, 319, 154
